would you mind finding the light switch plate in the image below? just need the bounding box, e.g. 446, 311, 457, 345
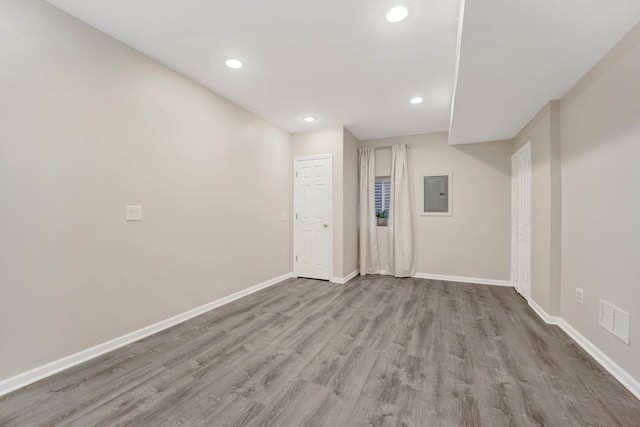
126, 205, 142, 221
281, 212, 288, 221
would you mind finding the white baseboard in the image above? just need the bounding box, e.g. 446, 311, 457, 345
526, 297, 640, 401
413, 272, 512, 287
331, 269, 360, 284
360, 271, 511, 287
0, 272, 294, 398
557, 319, 640, 400
528, 299, 560, 325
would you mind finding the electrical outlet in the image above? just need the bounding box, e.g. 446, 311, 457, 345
281, 212, 288, 221
126, 205, 142, 221
576, 287, 584, 305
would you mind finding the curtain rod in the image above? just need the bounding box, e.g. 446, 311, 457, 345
372, 144, 410, 150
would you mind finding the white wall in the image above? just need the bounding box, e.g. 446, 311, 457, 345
360, 133, 512, 281
558, 21, 640, 382
0, 0, 292, 381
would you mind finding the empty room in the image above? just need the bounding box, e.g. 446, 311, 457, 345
1, 0, 640, 425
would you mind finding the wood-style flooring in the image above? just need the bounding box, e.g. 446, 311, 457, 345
1, 276, 639, 426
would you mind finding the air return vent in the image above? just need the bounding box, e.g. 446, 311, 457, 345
599, 300, 630, 345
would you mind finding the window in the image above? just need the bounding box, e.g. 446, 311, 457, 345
375, 176, 391, 220
422, 173, 452, 216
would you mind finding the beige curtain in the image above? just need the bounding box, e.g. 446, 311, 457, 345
387, 144, 414, 277
358, 147, 380, 275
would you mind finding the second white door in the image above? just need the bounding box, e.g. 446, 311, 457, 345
511, 143, 531, 300
294, 156, 331, 280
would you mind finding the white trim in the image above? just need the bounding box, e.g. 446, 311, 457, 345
414, 272, 512, 287
331, 269, 360, 284
293, 155, 333, 281
0, 272, 294, 398
526, 297, 640, 401
558, 319, 640, 400
528, 299, 560, 325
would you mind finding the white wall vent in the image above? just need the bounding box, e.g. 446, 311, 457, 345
599, 299, 630, 345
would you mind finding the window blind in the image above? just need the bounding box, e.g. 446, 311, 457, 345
375, 178, 391, 217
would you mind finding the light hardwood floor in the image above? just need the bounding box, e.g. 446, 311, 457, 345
1, 276, 639, 426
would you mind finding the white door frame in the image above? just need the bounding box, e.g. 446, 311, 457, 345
293, 154, 333, 281
511, 141, 531, 300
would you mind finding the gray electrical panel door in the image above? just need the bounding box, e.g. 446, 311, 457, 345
424, 175, 449, 212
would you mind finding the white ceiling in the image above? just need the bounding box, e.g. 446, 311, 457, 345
449, 0, 640, 144
46, 0, 640, 143
46, 0, 459, 141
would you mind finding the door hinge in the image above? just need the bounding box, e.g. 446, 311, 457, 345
296, 213, 298, 219
296, 171, 298, 177
296, 255, 298, 262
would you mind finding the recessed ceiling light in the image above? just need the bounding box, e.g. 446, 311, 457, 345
410, 97, 424, 104
225, 59, 243, 69
303, 116, 316, 123
386, 6, 408, 23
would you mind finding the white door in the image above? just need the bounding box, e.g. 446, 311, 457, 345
294, 156, 331, 280
511, 155, 519, 293
512, 143, 531, 300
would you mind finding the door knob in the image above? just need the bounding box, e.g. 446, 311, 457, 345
323, 224, 328, 228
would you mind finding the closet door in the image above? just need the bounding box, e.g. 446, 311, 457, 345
512, 143, 531, 300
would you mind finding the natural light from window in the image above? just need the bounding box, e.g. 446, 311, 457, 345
375, 176, 391, 221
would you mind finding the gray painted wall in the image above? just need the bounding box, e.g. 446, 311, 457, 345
512, 101, 562, 316
342, 128, 359, 277
360, 133, 512, 281
292, 127, 346, 279
559, 21, 640, 382
0, 0, 292, 381
291, 126, 359, 280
